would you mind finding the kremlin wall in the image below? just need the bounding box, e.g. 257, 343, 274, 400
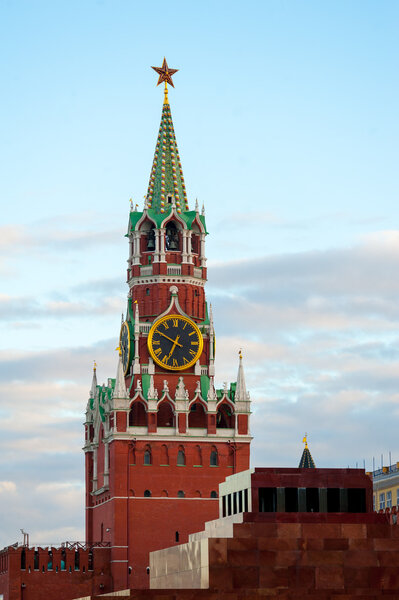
1, 62, 398, 600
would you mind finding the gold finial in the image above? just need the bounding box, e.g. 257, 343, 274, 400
164, 81, 169, 105
302, 434, 308, 448
239, 349, 242, 360
115, 346, 122, 356
93, 360, 97, 372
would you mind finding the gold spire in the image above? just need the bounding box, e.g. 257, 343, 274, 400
164, 81, 169, 105
302, 433, 308, 448
115, 346, 122, 356
93, 360, 97, 372
239, 348, 243, 360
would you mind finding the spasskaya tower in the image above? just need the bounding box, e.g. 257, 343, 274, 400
84, 60, 252, 592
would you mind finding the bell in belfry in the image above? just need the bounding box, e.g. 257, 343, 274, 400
147, 227, 155, 250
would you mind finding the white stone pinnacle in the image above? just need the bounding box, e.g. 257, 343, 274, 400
235, 352, 247, 402
113, 353, 129, 399
90, 366, 98, 399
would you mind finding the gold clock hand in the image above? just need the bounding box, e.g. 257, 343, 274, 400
157, 331, 183, 347
168, 335, 180, 358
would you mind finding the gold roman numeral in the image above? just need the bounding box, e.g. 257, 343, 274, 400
154, 348, 162, 356
191, 341, 198, 346
189, 331, 196, 336
163, 322, 169, 330
183, 357, 189, 364
153, 340, 160, 345
189, 349, 196, 357
172, 319, 178, 327
172, 359, 178, 367
161, 355, 169, 364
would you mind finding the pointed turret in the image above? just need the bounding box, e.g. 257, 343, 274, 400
113, 350, 129, 400
90, 361, 97, 399
298, 435, 316, 468
147, 60, 188, 214
235, 350, 247, 402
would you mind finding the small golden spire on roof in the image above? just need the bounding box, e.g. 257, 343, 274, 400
239, 349, 242, 360
93, 360, 97, 372
302, 433, 308, 448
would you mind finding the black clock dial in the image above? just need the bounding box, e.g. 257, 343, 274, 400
148, 314, 203, 371
119, 321, 131, 375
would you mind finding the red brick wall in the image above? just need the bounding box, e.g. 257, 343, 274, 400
0, 546, 111, 600
88, 438, 250, 590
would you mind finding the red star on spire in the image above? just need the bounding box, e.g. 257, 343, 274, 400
151, 58, 178, 88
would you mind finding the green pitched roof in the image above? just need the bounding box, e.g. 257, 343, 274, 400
128, 208, 208, 233
146, 101, 189, 214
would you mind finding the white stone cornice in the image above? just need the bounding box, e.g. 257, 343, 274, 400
128, 275, 205, 288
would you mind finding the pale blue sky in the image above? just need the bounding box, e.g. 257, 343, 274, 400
0, 0, 399, 546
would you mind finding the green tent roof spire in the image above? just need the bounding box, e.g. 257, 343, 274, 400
147, 60, 189, 214
298, 434, 316, 468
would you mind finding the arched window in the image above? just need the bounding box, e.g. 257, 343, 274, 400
191, 234, 198, 254
210, 447, 218, 466
160, 444, 169, 465
216, 404, 235, 429
129, 402, 147, 427
194, 444, 202, 466
162, 489, 168, 497
144, 445, 152, 465
21, 549, 26, 570
195, 490, 202, 498
210, 491, 218, 498
165, 222, 179, 251
157, 401, 174, 427
188, 401, 207, 428
144, 490, 152, 497
177, 446, 185, 466
146, 287, 150, 296
177, 490, 185, 498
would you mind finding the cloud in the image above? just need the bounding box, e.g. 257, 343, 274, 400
0, 339, 117, 383
0, 220, 123, 257
0, 293, 124, 321
0, 481, 17, 494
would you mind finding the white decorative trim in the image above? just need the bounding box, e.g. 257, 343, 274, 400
128, 276, 205, 288
106, 432, 253, 443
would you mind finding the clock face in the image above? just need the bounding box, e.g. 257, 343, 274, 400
120, 321, 132, 376
148, 314, 203, 371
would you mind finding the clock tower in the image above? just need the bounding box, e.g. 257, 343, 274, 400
83, 61, 252, 592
